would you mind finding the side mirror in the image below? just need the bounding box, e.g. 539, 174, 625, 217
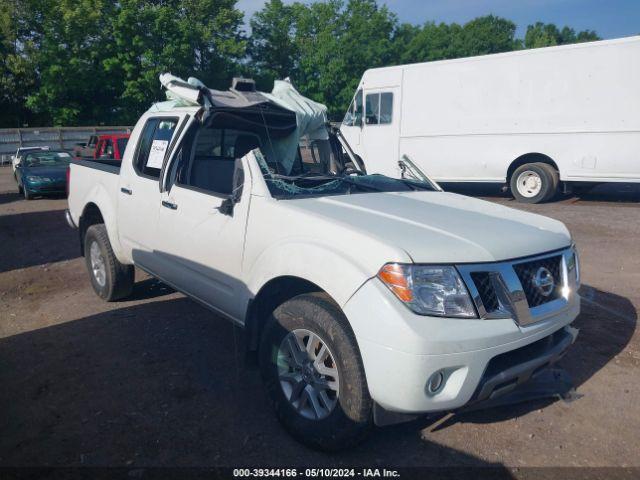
217, 158, 245, 217
217, 197, 234, 216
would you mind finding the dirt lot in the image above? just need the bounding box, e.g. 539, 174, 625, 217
1, 166, 639, 470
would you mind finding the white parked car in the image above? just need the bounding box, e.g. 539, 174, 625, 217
66, 75, 581, 450
341, 36, 640, 203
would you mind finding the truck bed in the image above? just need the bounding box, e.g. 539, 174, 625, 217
67, 158, 122, 233
70, 158, 121, 174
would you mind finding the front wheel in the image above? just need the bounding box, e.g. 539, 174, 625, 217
510, 162, 559, 203
259, 293, 372, 451
84, 224, 134, 301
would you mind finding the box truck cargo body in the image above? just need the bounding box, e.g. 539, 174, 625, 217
340, 36, 640, 203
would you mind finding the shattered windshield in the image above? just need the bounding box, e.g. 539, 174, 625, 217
255, 135, 436, 199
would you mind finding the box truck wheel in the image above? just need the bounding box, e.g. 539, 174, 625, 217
84, 224, 134, 301
259, 292, 372, 451
510, 162, 559, 203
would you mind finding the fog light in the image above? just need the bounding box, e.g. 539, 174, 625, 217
428, 371, 444, 393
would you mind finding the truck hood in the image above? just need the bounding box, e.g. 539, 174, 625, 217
286, 191, 571, 264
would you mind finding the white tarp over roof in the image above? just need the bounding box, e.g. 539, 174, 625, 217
263, 79, 329, 174
155, 73, 329, 174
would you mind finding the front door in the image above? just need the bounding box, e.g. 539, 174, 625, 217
340, 88, 363, 149
154, 125, 257, 321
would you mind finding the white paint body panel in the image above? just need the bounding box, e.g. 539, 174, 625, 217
68, 102, 580, 414
341, 36, 640, 183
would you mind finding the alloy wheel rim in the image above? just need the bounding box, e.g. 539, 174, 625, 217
516, 170, 543, 198
276, 328, 340, 420
89, 241, 107, 287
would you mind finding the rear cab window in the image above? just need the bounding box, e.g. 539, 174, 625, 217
134, 118, 179, 179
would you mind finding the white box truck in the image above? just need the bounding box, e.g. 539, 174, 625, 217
340, 36, 640, 203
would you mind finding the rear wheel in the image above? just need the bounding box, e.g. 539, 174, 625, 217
84, 224, 134, 301
510, 162, 559, 203
259, 293, 372, 451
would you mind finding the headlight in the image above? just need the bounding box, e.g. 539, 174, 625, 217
378, 264, 477, 318
26, 176, 40, 182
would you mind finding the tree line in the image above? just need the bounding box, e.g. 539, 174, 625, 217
0, 0, 600, 127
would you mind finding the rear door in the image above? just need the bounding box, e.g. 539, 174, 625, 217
117, 114, 186, 271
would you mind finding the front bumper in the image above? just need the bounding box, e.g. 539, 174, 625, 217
343, 277, 580, 414
24, 182, 66, 194
467, 324, 577, 404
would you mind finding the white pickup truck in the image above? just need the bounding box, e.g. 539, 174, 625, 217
66, 75, 580, 450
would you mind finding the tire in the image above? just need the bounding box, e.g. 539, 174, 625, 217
17, 182, 23, 195
84, 224, 134, 301
259, 292, 372, 451
23, 188, 32, 200
538, 163, 560, 201
510, 162, 559, 203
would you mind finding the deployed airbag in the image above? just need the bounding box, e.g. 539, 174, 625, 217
264, 79, 329, 174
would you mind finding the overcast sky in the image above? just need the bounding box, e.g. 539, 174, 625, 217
236, 0, 640, 39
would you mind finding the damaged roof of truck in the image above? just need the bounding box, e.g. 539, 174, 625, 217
150, 73, 330, 173
151, 73, 289, 115
151, 73, 330, 142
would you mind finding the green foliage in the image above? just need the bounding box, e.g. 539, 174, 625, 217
0, 0, 603, 126
296, 0, 397, 115
249, 0, 298, 85
524, 22, 600, 48
107, 0, 246, 124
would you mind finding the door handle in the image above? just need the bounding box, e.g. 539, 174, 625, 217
120, 187, 132, 195
162, 200, 178, 210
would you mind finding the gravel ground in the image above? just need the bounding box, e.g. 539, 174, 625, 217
0, 166, 638, 470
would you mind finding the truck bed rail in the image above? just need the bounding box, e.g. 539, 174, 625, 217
70, 158, 121, 174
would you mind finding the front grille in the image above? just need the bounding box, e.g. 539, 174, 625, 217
470, 272, 499, 312
459, 248, 572, 325
513, 255, 562, 307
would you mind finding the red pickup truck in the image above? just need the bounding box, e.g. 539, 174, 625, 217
74, 134, 130, 160
93, 134, 130, 160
